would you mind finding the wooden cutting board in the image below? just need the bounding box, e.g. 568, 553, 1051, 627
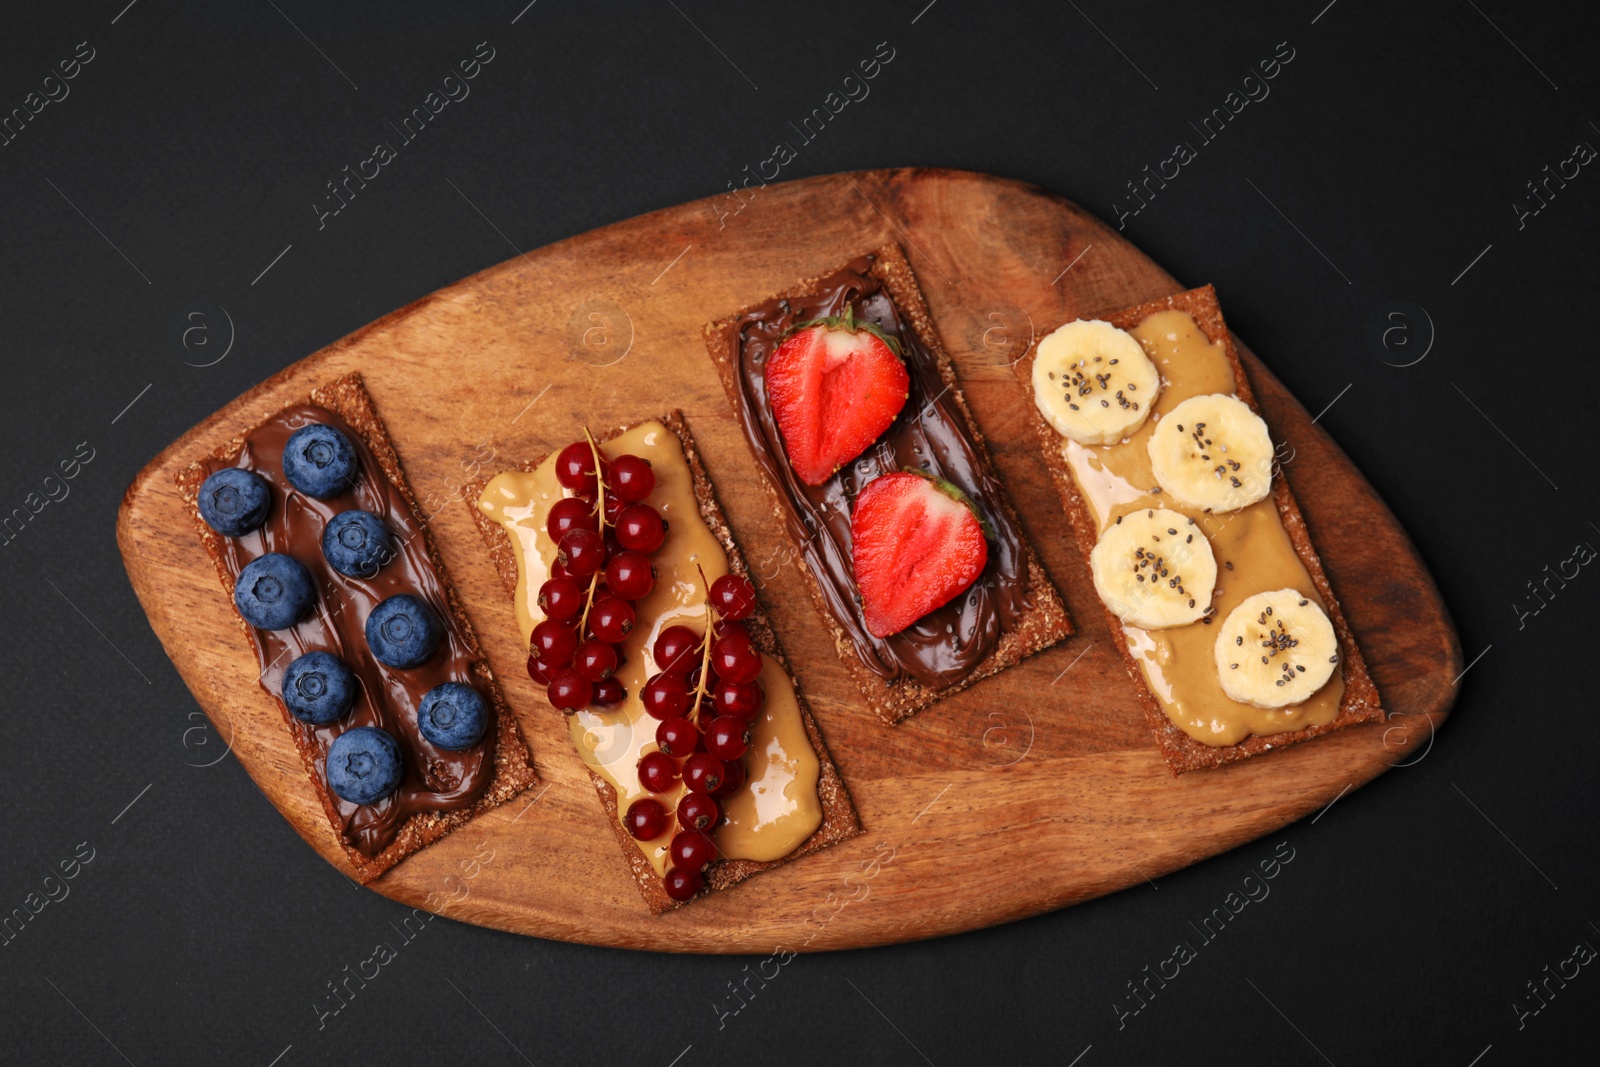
118, 169, 1461, 953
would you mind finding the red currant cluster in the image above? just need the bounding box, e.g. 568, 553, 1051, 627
623, 569, 762, 902
525, 434, 665, 710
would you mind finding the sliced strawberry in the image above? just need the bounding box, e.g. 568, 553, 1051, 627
766, 309, 910, 486
850, 471, 990, 638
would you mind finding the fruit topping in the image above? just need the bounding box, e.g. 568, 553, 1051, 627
198, 467, 272, 536
1089, 507, 1217, 629
625, 797, 669, 840
1213, 589, 1340, 709
417, 681, 488, 750
282, 423, 359, 499
609, 454, 656, 502
1146, 394, 1275, 513
365, 593, 443, 668
1031, 319, 1162, 445
281, 650, 355, 725
321, 509, 394, 578
234, 552, 316, 630
325, 726, 403, 804
766, 307, 910, 485
709, 573, 756, 621
849, 471, 990, 638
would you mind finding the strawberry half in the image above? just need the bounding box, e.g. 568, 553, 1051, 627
765, 308, 910, 486
850, 471, 990, 638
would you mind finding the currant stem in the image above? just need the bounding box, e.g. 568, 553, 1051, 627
577, 426, 610, 635
687, 564, 719, 725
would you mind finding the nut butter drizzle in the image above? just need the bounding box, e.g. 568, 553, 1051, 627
203, 404, 492, 857
728, 254, 1032, 690
1060, 312, 1344, 745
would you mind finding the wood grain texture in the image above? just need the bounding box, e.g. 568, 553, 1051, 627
117, 169, 1461, 953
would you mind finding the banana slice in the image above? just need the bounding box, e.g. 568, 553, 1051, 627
1147, 394, 1274, 512
1032, 319, 1161, 445
1090, 507, 1217, 629
1213, 589, 1340, 709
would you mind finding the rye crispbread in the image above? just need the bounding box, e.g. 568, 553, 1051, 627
177, 373, 538, 881
702, 244, 1073, 724
1014, 286, 1383, 773
466, 411, 862, 913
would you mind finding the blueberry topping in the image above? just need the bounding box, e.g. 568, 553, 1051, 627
325, 726, 403, 804
198, 467, 271, 536
321, 510, 394, 578
417, 682, 488, 750
234, 553, 315, 630
282, 423, 358, 499
365, 594, 442, 669
281, 651, 356, 725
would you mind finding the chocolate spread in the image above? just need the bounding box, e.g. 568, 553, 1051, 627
728, 254, 1033, 690
202, 404, 492, 857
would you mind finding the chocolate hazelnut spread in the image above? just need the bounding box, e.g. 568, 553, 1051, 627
202, 404, 493, 858
726, 254, 1033, 690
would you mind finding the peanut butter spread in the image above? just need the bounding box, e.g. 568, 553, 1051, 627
478, 421, 822, 873
1058, 312, 1342, 745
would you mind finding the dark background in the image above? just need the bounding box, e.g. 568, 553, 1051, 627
1, 0, 1595, 1063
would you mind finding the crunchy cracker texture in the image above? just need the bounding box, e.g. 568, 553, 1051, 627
465, 411, 862, 914
701, 243, 1073, 724
1015, 285, 1384, 774
176, 373, 538, 882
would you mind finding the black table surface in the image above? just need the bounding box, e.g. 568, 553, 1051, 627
2, 1, 1595, 1063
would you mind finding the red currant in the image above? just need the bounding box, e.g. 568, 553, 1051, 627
663, 867, 702, 902
530, 619, 577, 669
615, 503, 666, 553
555, 441, 603, 495
637, 750, 678, 793
683, 753, 725, 794
538, 576, 584, 622
546, 669, 592, 711
714, 679, 763, 720
592, 677, 626, 706
678, 792, 720, 832
705, 716, 751, 761
526, 653, 552, 685
641, 672, 690, 720
550, 557, 572, 580
670, 829, 717, 874
711, 632, 762, 684
605, 551, 655, 600
603, 490, 625, 523
624, 797, 668, 840
588, 596, 636, 643
611, 454, 655, 502
574, 640, 618, 682
710, 574, 757, 621
653, 625, 701, 675
557, 527, 605, 577
656, 716, 700, 757
711, 757, 745, 799
685, 662, 705, 691
546, 496, 597, 542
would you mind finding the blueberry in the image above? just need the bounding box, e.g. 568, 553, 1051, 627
365, 594, 442, 668
281, 651, 356, 725
282, 423, 358, 499
234, 553, 315, 630
417, 682, 488, 750
198, 467, 271, 536
325, 727, 403, 804
322, 510, 394, 578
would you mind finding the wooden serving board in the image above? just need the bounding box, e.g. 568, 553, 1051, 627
118, 169, 1461, 953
